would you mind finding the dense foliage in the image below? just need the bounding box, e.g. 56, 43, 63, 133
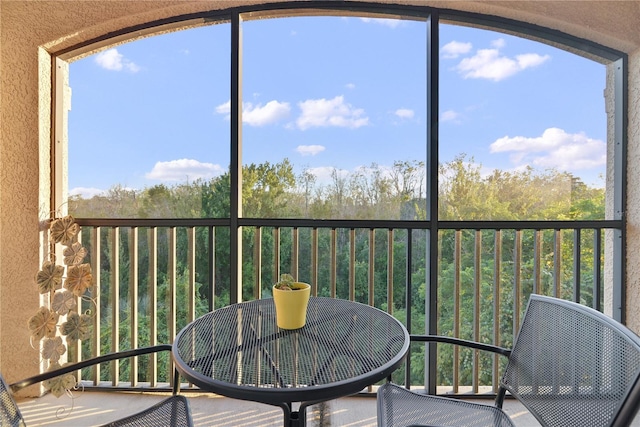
70, 155, 606, 388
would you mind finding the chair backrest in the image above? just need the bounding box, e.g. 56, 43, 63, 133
0, 374, 26, 427
501, 294, 640, 427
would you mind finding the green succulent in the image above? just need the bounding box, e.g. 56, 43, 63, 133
274, 273, 296, 290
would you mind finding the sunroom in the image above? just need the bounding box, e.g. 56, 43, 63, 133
2, 1, 640, 426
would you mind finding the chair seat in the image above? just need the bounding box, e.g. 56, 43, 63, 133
377, 383, 516, 427
4, 346, 194, 427
378, 296, 640, 427
101, 395, 192, 427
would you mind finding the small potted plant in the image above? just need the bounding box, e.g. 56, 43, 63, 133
272, 273, 311, 329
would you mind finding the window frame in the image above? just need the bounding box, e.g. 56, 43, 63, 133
51, 1, 627, 333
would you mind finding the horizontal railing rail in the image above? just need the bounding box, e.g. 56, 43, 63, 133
76, 217, 621, 230
71, 217, 620, 395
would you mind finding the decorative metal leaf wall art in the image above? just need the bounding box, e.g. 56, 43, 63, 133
36, 262, 64, 294
51, 291, 76, 316
43, 363, 77, 398
63, 242, 86, 266
60, 312, 92, 343
28, 215, 95, 397
49, 216, 79, 246
41, 336, 66, 363
28, 306, 59, 341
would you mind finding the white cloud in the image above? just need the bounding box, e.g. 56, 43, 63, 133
296, 96, 369, 130
214, 100, 291, 126
95, 48, 140, 73
516, 53, 549, 69
491, 38, 506, 49
442, 41, 472, 59
244, 100, 291, 126
69, 187, 105, 199
216, 96, 368, 130
395, 109, 415, 119
215, 100, 230, 115
345, 83, 356, 90
440, 110, 460, 123
296, 145, 326, 156
145, 159, 225, 182
490, 127, 605, 171
359, 17, 402, 28
305, 166, 349, 185
455, 38, 550, 81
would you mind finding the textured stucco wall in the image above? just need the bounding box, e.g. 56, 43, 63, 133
0, 0, 3, 373
1, 2, 52, 387
2, 0, 640, 391
625, 50, 640, 334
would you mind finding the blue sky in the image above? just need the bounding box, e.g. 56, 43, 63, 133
68, 15, 606, 199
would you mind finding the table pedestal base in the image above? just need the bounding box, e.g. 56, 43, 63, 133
280, 403, 309, 427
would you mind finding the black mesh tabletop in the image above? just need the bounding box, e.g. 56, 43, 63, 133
173, 297, 409, 407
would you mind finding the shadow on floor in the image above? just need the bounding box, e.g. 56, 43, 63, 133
16, 390, 543, 427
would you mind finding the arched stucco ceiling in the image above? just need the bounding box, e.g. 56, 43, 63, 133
2, 1, 640, 57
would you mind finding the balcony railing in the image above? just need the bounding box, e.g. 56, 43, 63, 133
71, 217, 621, 395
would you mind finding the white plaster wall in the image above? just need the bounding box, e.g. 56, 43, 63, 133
2, 0, 640, 392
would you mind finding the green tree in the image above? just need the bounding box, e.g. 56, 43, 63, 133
243, 159, 297, 218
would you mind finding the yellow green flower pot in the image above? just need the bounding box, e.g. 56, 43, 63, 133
272, 282, 311, 329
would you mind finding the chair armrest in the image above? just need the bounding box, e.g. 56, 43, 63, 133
9, 344, 173, 393
410, 335, 511, 357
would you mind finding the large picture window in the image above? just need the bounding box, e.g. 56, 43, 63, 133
66, 13, 608, 223
68, 24, 230, 218
54, 4, 625, 393
438, 24, 606, 221
241, 15, 427, 220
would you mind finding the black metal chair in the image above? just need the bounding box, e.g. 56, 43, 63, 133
1, 345, 193, 427
377, 294, 640, 427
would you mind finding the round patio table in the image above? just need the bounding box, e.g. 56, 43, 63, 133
172, 296, 409, 427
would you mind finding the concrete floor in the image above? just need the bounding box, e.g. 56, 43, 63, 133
15, 390, 543, 427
